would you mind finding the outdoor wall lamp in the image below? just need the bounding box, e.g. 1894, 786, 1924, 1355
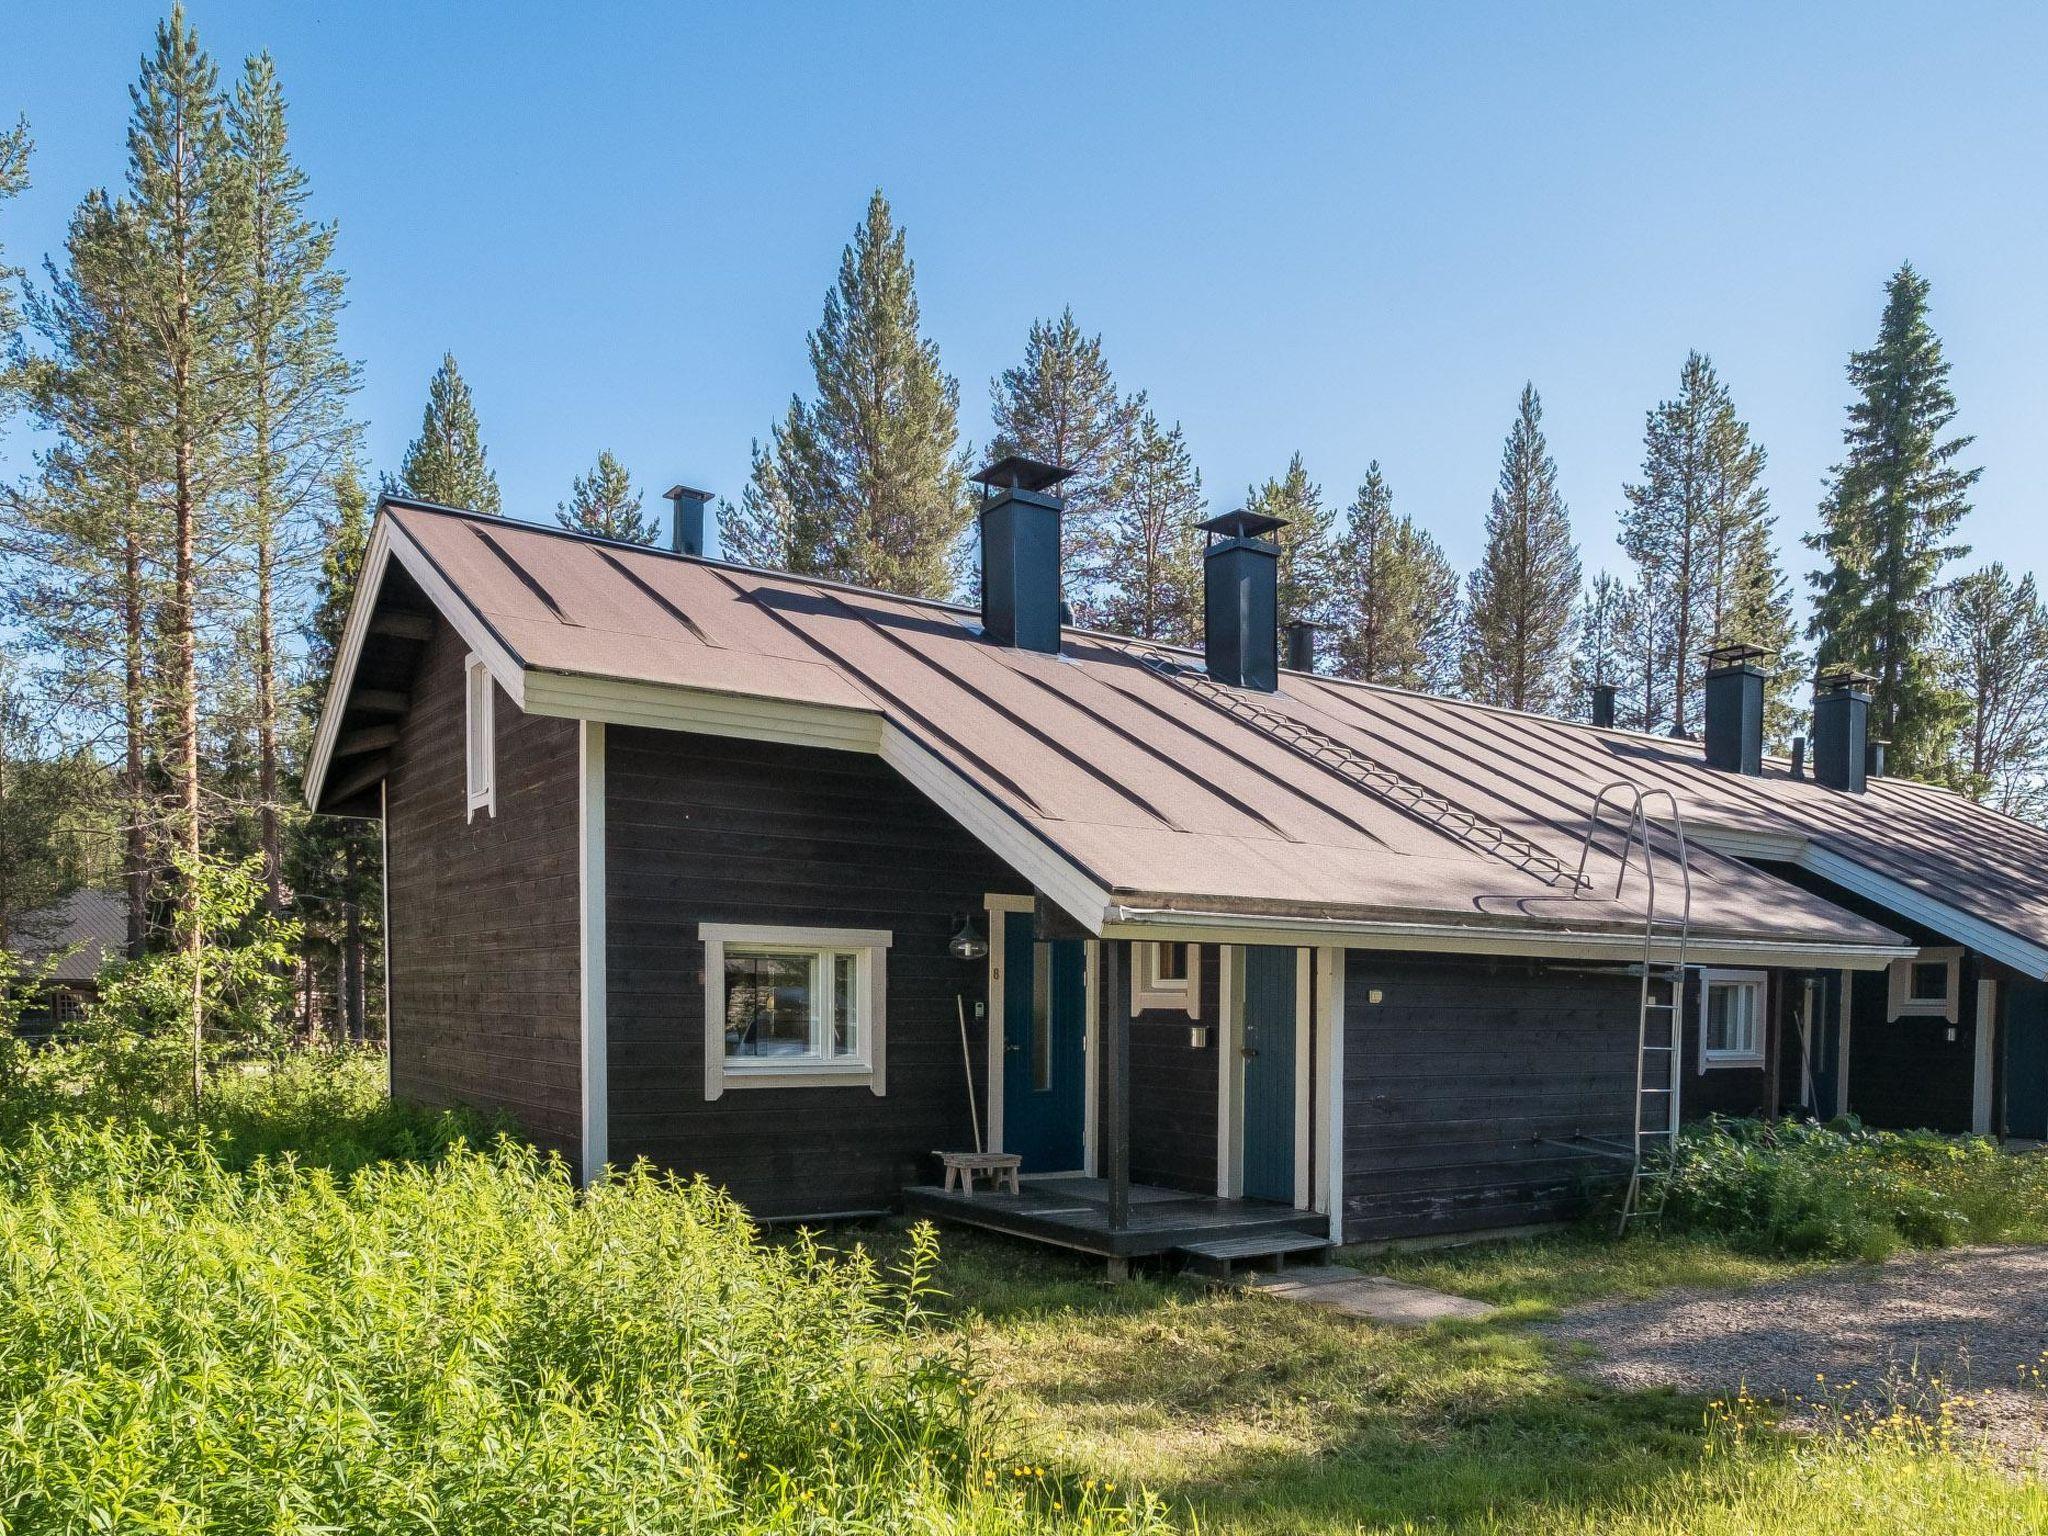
948, 913, 989, 962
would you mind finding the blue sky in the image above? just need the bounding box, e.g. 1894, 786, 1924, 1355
5, 3, 2045, 599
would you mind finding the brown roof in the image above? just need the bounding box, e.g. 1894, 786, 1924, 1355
311, 502, 1933, 964
11, 887, 125, 982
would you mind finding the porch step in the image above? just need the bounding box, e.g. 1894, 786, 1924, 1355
1176, 1230, 1333, 1279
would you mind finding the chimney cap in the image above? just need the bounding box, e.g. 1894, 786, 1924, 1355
1815, 665, 1877, 696
1197, 508, 1289, 542
971, 456, 1074, 496
664, 484, 713, 503
1705, 641, 1773, 670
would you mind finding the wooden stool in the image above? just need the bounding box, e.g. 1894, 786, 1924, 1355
937, 1151, 1022, 1197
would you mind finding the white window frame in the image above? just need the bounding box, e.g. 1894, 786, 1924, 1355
464, 654, 496, 821
700, 923, 890, 1099
1887, 946, 1962, 1024
1131, 940, 1201, 1017
1698, 967, 1767, 1070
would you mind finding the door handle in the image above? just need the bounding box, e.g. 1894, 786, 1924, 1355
1241, 1047, 1259, 1059
1005, 1043, 1022, 1054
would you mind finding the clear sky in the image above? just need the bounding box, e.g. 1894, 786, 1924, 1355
5, 2, 2044, 600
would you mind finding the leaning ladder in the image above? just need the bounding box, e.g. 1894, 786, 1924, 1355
1570, 783, 1693, 1231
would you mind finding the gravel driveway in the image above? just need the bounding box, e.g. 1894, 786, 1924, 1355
1540, 1246, 2048, 1462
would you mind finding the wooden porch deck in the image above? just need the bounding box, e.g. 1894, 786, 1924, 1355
903, 1176, 1329, 1260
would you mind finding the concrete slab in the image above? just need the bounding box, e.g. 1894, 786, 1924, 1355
1249, 1264, 1496, 1325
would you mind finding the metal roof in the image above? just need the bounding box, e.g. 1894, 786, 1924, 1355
11, 887, 125, 982
305, 501, 1939, 964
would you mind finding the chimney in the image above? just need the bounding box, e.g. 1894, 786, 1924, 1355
1811, 667, 1874, 793
1199, 509, 1287, 690
1282, 619, 1318, 674
1866, 738, 1889, 779
665, 485, 713, 557
1590, 683, 1617, 729
971, 456, 1073, 654
1702, 643, 1770, 775
1790, 735, 1806, 779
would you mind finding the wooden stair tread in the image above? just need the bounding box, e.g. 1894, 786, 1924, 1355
1177, 1231, 1332, 1262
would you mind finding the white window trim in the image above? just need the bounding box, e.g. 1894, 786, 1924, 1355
1887, 946, 1962, 1024
700, 923, 890, 1099
1131, 940, 1201, 1017
1698, 967, 1767, 1070
464, 653, 496, 821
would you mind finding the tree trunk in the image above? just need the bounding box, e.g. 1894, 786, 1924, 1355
123, 470, 149, 962
343, 840, 364, 1044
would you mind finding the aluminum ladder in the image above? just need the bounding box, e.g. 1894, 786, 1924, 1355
1571, 782, 1693, 1231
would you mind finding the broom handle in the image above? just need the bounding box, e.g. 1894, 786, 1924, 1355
957, 994, 983, 1154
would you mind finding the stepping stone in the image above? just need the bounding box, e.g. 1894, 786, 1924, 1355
1249, 1264, 1496, 1324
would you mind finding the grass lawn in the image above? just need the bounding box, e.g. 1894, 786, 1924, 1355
906, 1225, 2048, 1535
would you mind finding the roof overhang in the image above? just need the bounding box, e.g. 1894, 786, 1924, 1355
1689, 821, 2048, 980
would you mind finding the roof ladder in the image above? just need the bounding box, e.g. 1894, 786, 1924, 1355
1127, 648, 1587, 889
1571, 782, 1694, 1232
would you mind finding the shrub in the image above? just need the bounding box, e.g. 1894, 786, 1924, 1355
0, 1116, 1163, 1534
1658, 1116, 2048, 1260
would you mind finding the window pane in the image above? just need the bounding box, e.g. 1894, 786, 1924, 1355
1910, 962, 1948, 1001
725, 951, 814, 1059
832, 953, 860, 1057
1156, 942, 1188, 983
1707, 982, 1756, 1055
1031, 942, 1053, 1092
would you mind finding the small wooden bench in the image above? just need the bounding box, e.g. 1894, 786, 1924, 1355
936, 1151, 1022, 1197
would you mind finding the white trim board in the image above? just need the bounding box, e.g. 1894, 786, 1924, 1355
1316, 946, 1344, 1242
578, 720, 607, 1186
1973, 978, 1998, 1138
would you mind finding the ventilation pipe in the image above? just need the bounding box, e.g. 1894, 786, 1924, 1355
1790, 736, 1807, 779
1282, 619, 1318, 674
1702, 643, 1771, 775
1590, 683, 1617, 729
972, 456, 1073, 654
664, 485, 713, 557
1198, 509, 1287, 691
1811, 667, 1874, 793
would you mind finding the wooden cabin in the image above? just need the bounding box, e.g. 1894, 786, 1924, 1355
303, 463, 2047, 1268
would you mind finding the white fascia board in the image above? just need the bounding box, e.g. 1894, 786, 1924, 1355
303, 514, 527, 809
1102, 906, 1913, 971
519, 670, 885, 754
1687, 823, 1809, 863
1798, 844, 2048, 980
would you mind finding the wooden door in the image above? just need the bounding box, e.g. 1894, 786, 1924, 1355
1000, 918, 1087, 1172
1240, 945, 1298, 1203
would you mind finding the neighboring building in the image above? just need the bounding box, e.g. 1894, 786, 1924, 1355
8, 887, 125, 1041
303, 463, 2042, 1262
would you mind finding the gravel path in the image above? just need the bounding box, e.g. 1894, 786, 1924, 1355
1540, 1246, 2048, 1462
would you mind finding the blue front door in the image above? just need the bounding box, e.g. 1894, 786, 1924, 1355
1241, 945, 1298, 1203
1808, 971, 1843, 1120
2007, 979, 2048, 1140
1001, 918, 1087, 1172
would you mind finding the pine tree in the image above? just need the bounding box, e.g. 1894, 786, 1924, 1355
1096, 410, 1205, 644
1331, 462, 1460, 692
227, 51, 359, 919
733, 191, 970, 597
1461, 384, 1581, 713
988, 308, 1142, 620
0, 117, 30, 416
1723, 518, 1804, 747
557, 450, 657, 543
394, 352, 500, 513
1571, 571, 1632, 722
1808, 263, 1980, 778
1619, 353, 1774, 736
1244, 453, 1340, 630
1939, 564, 2048, 819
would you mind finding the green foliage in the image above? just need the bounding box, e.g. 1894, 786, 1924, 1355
1462, 382, 1581, 713
1244, 452, 1340, 633
1939, 562, 2048, 816
557, 447, 658, 543
1659, 1116, 2048, 1261
1095, 410, 1205, 644
394, 350, 501, 512
1332, 461, 1461, 692
0, 114, 29, 413
1808, 263, 1980, 778
733, 190, 972, 599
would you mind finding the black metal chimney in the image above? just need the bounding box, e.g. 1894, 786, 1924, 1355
1703, 643, 1770, 775
1812, 667, 1874, 793
1790, 735, 1806, 779
1282, 619, 1318, 674
1866, 738, 1889, 779
665, 485, 713, 557
971, 456, 1073, 654
1199, 509, 1287, 691
1590, 683, 1617, 729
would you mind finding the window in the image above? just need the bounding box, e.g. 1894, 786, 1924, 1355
700, 924, 890, 1098
1698, 969, 1766, 1069
465, 655, 495, 821
1889, 947, 1961, 1023
1131, 940, 1201, 1017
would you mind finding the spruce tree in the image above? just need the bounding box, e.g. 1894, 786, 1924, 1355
988, 307, 1142, 620
1939, 564, 2048, 819
394, 352, 500, 512
1571, 571, 1632, 722
1242, 453, 1339, 631
557, 450, 657, 543
1332, 462, 1460, 692
1096, 409, 1204, 644
733, 191, 970, 597
1808, 263, 1979, 778
1461, 384, 1581, 713
228, 51, 359, 917
1723, 518, 1804, 747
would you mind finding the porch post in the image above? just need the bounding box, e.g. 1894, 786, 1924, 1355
1104, 938, 1131, 1231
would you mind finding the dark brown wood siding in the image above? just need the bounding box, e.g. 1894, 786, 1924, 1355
1846, 961, 1979, 1133
1679, 971, 1782, 1121
604, 727, 1026, 1217
384, 619, 582, 1158
1342, 953, 1638, 1241
1127, 944, 1221, 1194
